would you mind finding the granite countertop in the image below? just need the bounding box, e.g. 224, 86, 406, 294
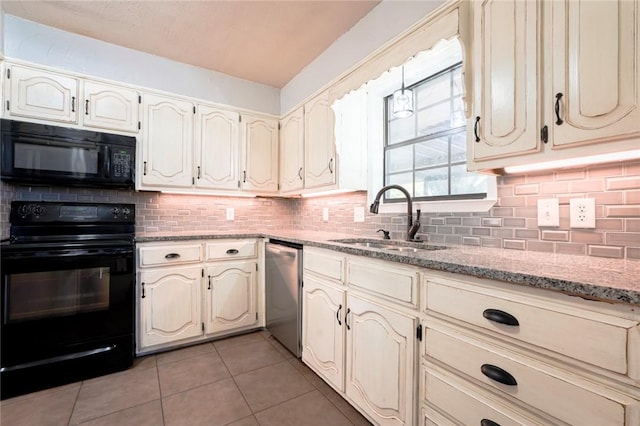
136, 230, 640, 306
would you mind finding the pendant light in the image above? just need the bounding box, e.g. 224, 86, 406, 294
392, 65, 414, 118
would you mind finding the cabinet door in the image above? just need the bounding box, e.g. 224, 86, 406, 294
345, 294, 416, 426
204, 261, 258, 335
470, 0, 540, 161
304, 91, 336, 188
196, 105, 240, 190
241, 114, 279, 193
279, 108, 304, 193
82, 80, 139, 132
139, 266, 202, 348
302, 276, 346, 392
141, 93, 194, 188
7, 64, 78, 123
550, 0, 640, 147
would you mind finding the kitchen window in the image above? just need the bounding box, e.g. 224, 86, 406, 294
383, 62, 488, 203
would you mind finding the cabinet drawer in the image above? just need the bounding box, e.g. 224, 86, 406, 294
303, 248, 345, 283
422, 361, 549, 426
139, 243, 203, 267
206, 240, 257, 261
349, 258, 419, 308
425, 277, 640, 378
425, 326, 636, 426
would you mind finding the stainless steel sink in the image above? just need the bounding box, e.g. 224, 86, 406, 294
329, 239, 447, 252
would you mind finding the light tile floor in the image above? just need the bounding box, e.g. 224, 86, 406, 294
0, 331, 372, 426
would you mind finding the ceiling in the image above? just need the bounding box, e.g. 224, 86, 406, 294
1, 0, 381, 88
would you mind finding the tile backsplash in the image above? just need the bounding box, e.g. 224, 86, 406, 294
2, 159, 638, 259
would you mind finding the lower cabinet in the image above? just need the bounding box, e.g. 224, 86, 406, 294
137, 239, 261, 354
204, 262, 258, 335
139, 265, 203, 348
302, 247, 419, 426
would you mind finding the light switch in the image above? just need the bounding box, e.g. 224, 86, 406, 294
354, 206, 365, 222
322, 207, 329, 222
537, 198, 559, 227
226, 207, 234, 221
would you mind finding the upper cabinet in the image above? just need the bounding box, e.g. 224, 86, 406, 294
469, 0, 540, 161
241, 113, 279, 194
196, 105, 240, 190
304, 91, 336, 189
467, 0, 640, 172
140, 93, 194, 188
279, 107, 305, 193
548, 0, 640, 148
4, 63, 139, 133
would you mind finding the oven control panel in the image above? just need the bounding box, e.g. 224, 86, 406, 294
10, 202, 135, 223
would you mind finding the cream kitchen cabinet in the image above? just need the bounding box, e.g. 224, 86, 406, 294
302, 247, 419, 426
140, 93, 194, 189
467, 0, 640, 172
5, 64, 78, 124
195, 105, 240, 190
279, 107, 305, 193
421, 271, 640, 425
137, 239, 261, 354
304, 91, 336, 189
240, 113, 279, 194
4, 63, 139, 133
139, 265, 203, 348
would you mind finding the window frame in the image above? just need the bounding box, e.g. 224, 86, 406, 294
382, 61, 486, 204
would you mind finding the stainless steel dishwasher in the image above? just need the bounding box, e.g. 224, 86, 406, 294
265, 239, 302, 358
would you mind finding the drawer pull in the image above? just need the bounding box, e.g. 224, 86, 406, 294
345, 308, 351, 330
481, 364, 517, 386
336, 304, 342, 325
481, 420, 501, 426
226, 249, 239, 255
165, 253, 181, 260
483, 309, 519, 326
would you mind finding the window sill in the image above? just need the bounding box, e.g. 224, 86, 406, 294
378, 197, 497, 214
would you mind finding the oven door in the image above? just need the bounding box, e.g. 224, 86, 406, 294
0, 242, 134, 369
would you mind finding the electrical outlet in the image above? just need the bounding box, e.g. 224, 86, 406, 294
537, 198, 559, 227
354, 206, 365, 222
226, 207, 234, 221
322, 207, 329, 222
570, 198, 595, 229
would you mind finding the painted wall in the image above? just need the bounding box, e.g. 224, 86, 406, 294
280, 0, 445, 114
3, 15, 280, 115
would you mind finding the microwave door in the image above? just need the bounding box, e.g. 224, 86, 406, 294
13, 140, 101, 178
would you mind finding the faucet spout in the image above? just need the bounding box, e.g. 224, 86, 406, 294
369, 185, 417, 241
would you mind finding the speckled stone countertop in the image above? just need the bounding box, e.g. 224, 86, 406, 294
136, 230, 640, 305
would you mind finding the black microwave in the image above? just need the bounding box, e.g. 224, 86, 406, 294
1, 119, 135, 189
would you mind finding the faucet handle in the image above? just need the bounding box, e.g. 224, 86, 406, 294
377, 229, 391, 240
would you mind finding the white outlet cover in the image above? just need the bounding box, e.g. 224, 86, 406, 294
322, 207, 329, 222
537, 198, 560, 227
569, 198, 596, 229
226, 207, 234, 221
354, 206, 365, 222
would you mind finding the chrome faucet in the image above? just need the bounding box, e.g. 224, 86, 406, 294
369, 184, 421, 241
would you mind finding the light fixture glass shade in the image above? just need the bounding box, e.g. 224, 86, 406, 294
392, 65, 413, 118
393, 88, 414, 118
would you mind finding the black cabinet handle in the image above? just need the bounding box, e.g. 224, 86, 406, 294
226, 249, 239, 255
243, 170, 247, 183
143, 161, 148, 175
298, 167, 303, 180
71, 96, 76, 112
336, 304, 342, 325
345, 308, 351, 330
481, 364, 517, 386
555, 93, 564, 125
165, 253, 181, 259
197, 166, 201, 179
474, 116, 481, 142
483, 309, 519, 326
328, 158, 334, 174
141, 282, 145, 299
85, 99, 89, 115
481, 420, 501, 426
208, 276, 211, 290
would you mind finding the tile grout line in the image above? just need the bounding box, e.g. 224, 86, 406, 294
66, 381, 83, 426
